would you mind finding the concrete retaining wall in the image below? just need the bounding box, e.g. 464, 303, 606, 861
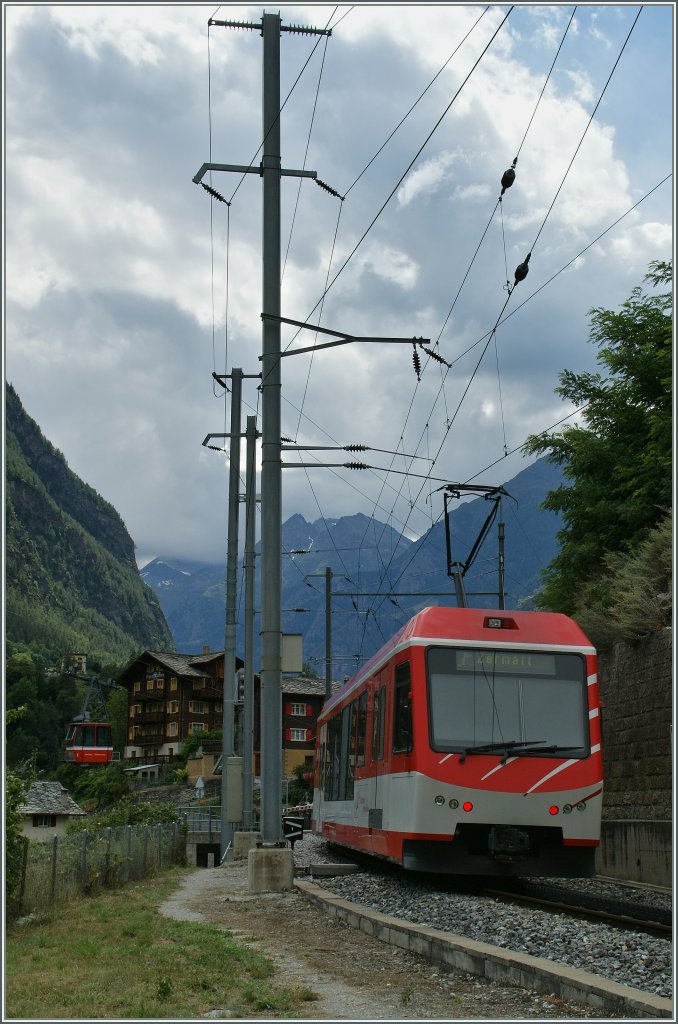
296, 878, 672, 1018
596, 631, 672, 886
596, 820, 672, 888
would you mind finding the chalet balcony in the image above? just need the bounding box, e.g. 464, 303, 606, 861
190, 682, 222, 698
136, 710, 164, 723
137, 733, 163, 746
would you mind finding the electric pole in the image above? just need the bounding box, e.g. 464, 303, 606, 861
195, 11, 331, 886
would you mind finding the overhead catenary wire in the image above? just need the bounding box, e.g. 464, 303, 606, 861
354, 5, 648, 621
344, 5, 579, 592
204, 8, 665, 669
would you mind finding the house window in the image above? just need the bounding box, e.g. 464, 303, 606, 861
167, 722, 178, 738
215, 701, 223, 713
156, 678, 165, 690
166, 700, 179, 714
290, 728, 307, 742
134, 681, 141, 693
290, 702, 307, 716
132, 725, 141, 738
192, 679, 204, 691
188, 722, 207, 735
170, 677, 178, 691
32, 814, 57, 828
189, 700, 207, 714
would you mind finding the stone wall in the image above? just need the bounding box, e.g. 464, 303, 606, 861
597, 629, 672, 821
595, 629, 672, 886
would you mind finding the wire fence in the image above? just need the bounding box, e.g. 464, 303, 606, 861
9, 821, 185, 920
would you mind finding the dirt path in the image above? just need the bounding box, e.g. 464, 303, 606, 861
158, 863, 612, 1020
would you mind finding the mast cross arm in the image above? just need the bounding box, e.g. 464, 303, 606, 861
193, 162, 317, 184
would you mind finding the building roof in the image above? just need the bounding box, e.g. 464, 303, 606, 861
118, 649, 241, 683
20, 781, 85, 817
282, 676, 340, 697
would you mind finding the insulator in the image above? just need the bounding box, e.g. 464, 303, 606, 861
412, 346, 422, 381
344, 444, 367, 452
201, 182, 229, 205
316, 178, 344, 200
500, 167, 516, 194
514, 252, 531, 284
427, 349, 450, 368
345, 461, 369, 470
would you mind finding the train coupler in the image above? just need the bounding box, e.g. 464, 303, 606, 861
488, 825, 530, 861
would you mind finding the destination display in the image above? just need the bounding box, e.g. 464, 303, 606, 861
455, 649, 557, 676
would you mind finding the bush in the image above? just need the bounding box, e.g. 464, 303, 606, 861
66, 796, 181, 833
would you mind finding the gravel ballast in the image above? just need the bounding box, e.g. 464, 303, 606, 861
295, 835, 673, 1001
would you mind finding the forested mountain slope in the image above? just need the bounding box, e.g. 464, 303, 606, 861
5, 382, 174, 664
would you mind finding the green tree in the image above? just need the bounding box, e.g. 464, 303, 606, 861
523, 260, 672, 616
5, 707, 35, 900
573, 510, 672, 648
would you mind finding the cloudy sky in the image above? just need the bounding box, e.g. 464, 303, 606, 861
3, 3, 673, 568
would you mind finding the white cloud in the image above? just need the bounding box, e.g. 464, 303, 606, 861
3, 3, 673, 567
565, 69, 596, 106
454, 183, 492, 202
397, 151, 459, 207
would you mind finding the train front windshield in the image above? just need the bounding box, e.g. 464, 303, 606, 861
427, 647, 589, 756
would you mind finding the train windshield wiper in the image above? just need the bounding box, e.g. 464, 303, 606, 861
459, 739, 548, 763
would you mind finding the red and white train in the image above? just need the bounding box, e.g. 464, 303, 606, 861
313, 606, 603, 877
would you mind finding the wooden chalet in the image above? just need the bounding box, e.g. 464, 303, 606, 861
118, 647, 335, 774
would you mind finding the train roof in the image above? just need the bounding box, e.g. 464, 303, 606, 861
320, 606, 594, 716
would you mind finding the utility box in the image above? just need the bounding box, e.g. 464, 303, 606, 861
225, 756, 244, 823
282, 633, 303, 673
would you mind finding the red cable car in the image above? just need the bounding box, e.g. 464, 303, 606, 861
64, 720, 114, 764
64, 672, 117, 765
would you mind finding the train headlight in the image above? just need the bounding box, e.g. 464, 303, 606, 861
449, 798, 459, 809
563, 803, 573, 814
548, 805, 559, 815
434, 795, 445, 806
576, 801, 586, 812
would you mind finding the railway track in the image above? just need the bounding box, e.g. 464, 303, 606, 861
482, 879, 672, 938
325, 842, 672, 938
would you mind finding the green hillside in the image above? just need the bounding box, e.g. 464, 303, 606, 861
5, 382, 174, 664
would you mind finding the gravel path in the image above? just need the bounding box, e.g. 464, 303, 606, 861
158, 850, 636, 1019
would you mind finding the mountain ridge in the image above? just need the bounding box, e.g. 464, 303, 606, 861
142, 457, 565, 670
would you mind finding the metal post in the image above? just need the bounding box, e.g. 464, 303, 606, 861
243, 415, 258, 828
18, 836, 29, 914
221, 368, 243, 858
498, 497, 506, 610
50, 834, 58, 904
260, 12, 283, 846
452, 565, 468, 608
325, 566, 332, 699
81, 830, 89, 890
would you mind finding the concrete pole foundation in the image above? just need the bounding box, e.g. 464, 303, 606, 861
232, 831, 260, 861
248, 846, 294, 892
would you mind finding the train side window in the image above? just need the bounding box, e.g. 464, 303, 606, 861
356, 691, 368, 767
393, 663, 413, 754
325, 713, 341, 800
377, 684, 386, 759
371, 689, 380, 762
339, 704, 354, 800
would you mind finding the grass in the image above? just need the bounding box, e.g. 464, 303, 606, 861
5, 865, 320, 1019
